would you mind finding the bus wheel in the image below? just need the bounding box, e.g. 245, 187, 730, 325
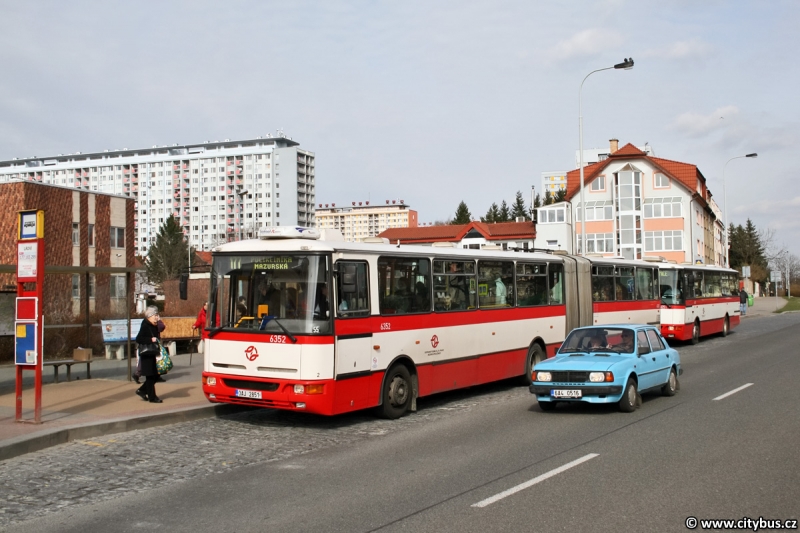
380, 365, 412, 419
721, 316, 730, 337
522, 343, 545, 385
690, 321, 700, 345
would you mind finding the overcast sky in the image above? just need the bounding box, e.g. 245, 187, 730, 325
1, 0, 797, 257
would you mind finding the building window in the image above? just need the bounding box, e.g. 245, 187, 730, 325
644, 230, 683, 252
110, 227, 125, 248
72, 223, 79, 246
578, 233, 615, 254
643, 197, 682, 218
88, 274, 96, 298
576, 200, 613, 221
654, 173, 669, 188
72, 275, 80, 298
110, 275, 126, 298
590, 176, 605, 191
88, 224, 95, 247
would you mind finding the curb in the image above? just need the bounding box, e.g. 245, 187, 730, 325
0, 403, 251, 462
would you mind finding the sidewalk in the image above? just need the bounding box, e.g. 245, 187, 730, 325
742, 295, 787, 318
0, 352, 244, 461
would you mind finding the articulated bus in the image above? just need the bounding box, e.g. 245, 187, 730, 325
201, 227, 666, 417
657, 261, 741, 343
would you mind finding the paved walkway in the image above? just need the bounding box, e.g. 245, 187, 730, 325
0, 351, 243, 461
0, 296, 789, 461
743, 294, 787, 317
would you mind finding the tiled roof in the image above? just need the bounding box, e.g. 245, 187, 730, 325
565, 142, 706, 202
194, 251, 212, 265
378, 221, 535, 243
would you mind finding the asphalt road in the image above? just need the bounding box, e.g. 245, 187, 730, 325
5, 313, 800, 532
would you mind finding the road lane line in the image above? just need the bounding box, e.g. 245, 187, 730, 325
471, 453, 599, 508
713, 383, 754, 401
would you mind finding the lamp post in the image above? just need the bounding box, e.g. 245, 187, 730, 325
578, 58, 634, 256
722, 153, 757, 267
236, 189, 249, 241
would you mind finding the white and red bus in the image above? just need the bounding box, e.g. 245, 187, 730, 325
657, 262, 740, 343
200, 228, 662, 417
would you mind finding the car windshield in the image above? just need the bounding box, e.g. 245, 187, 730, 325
209, 253, 332, 335
559, 327, 636, 354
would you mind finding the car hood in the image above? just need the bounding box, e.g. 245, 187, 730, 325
534, 354, 631, 372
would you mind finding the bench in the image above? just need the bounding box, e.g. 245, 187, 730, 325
43, 360, 92, 383
101, 317, 199, 359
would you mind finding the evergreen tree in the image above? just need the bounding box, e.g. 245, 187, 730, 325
553, 189, 567, 203
452, 201, 472, 224
529, 193, 542, 221
544, 190, 554, 205
729, 219, 769, 281
498, 200, 511, 222
511, 191, 529, 221
482, 202, 500, 223
146, 215, 190, 285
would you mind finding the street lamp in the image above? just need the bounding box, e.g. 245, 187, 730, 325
578, 57, 634, 256
722, 153, 757, 267
236, 189, 249, 241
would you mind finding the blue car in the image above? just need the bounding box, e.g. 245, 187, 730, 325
530, 324, 682, 412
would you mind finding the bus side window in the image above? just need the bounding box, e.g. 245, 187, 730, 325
336, 261, 370, 318
548, 263, 564, 305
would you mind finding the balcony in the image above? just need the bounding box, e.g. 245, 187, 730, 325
235, 160, 243, 165
173, 165, 180, 171
227, 170, 234, 176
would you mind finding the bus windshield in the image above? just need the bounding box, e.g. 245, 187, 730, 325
659, 270, 685, 306
210, 253, 331, 335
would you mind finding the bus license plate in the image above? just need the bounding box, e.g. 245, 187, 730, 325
552, 389, 582, 398
235, 389, 262, 399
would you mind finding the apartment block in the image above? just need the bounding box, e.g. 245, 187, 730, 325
0, 135, 315, 253
316, 200, 418, 241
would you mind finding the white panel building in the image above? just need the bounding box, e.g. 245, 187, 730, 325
0, 135, 315, 253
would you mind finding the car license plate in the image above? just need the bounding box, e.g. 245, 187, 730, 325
552, 389, 582, 398
235, 389, 262, 399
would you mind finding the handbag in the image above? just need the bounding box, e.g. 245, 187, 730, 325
138, 343, 159, 356
156, 341, 174, 375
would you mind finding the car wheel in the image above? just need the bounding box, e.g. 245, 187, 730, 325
690, 321, 700, 345
538, 401, 556, 412
618, 378, 637, 412
661, 368, 678, 397
379, 365, 412, 419
721, 316, 729, 337
522, 343, 545, 385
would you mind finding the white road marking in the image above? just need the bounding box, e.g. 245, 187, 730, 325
471, 453, 599, 508
713, 383, 754, 401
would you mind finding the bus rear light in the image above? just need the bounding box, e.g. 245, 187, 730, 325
204, 376, 217, 386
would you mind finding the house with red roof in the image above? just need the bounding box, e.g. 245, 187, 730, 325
378, 220, 536, 250
564, 139, 725, 266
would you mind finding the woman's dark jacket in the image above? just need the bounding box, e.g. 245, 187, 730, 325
136, 319, 161, 377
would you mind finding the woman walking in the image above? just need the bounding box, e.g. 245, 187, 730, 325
135, 306, 163, 403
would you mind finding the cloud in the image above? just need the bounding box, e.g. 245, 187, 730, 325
669, 105, 740, 137
642, 38, 713, 59
547, 29, 624, 61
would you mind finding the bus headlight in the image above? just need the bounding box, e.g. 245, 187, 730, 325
535, 372, 552, 382
294, 384, 304, 394
204, 376, 217, 386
